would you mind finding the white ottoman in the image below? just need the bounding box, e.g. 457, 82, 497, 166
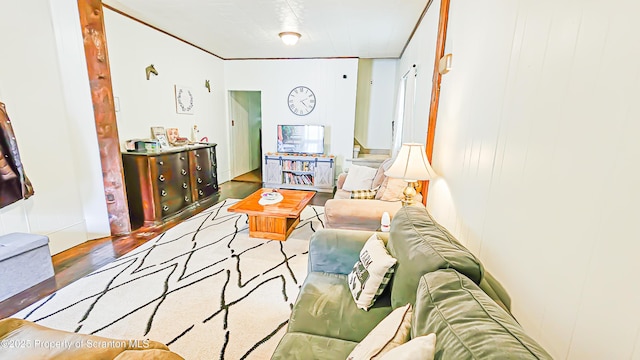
0, 233, 54, 302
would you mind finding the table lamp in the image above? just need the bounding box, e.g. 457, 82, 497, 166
384, 143, 437, 205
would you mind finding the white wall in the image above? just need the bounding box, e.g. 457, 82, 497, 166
397, 0, 440, 145
407, 0, 640, 358
103, 9, 230, 183
0, 0, 108, 254
50, 0, 110, 241
355, 59, 397, 150
246, 91, 262, 171
224, 59, 359, 175
354, 59, 372, 148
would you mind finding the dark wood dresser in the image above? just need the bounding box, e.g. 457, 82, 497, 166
122, 143, 218, 228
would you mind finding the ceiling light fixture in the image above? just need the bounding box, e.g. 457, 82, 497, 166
279, 32, 301, 46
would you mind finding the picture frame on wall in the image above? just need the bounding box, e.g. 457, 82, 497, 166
175, 85, 194, 114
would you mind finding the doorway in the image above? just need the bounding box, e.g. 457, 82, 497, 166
229, 91, 262, 182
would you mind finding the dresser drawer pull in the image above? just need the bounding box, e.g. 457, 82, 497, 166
181, 169, 187, 175
185, 196, 190, 202
199, 190, 204, 196
183, 182, 188, 189
195, 153, 200, 157
159, 161, 164, 165
161, 189, 167, 197
180, 156, 185, 160
158, 175, 165, 182
163, 205, 169, 212
196, 165, 202, 171
197, 178, 202, 184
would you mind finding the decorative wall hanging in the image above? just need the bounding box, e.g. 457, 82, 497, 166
175, 85, 194, 114
145, 64, 158, 80
0, 102, 34, 208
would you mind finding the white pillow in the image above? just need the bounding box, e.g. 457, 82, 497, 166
378, 333, 437, 360
347, 234, 397, 310
346, 304, 413, 360
342, 164, 378, 191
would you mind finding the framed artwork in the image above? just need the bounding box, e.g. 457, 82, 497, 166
175, 85, 194, 114
156, 134, 169, 148
151, 126, 169, 148
151, 126, 165, 138
166, 128, 180, 144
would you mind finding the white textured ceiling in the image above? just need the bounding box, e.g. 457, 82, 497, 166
102, 0, 429, 59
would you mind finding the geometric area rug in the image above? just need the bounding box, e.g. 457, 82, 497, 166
13, 199, 324, 360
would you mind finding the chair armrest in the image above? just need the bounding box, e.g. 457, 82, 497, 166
308, 229, 376, 275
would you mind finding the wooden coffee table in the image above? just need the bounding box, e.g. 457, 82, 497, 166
227, 188, 315, 241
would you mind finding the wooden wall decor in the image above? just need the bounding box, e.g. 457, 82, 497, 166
77, 0, 131, 235
422, 0, 451, 205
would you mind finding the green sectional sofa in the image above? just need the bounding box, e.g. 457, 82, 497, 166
271, 206, 552, 359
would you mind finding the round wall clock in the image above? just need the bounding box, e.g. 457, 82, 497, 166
288, 86, 316, 116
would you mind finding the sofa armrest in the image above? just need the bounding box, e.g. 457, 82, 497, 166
336, 172, 348, 190
324, 198, 403, 231
479, 271, 512, 313
308, 229, 376, 275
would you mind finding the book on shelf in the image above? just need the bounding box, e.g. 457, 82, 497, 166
283, 173, 314, 185
282, 160, 314, 172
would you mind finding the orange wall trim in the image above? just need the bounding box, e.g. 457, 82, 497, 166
422, 0, 451, 205
77, 0, 131, 235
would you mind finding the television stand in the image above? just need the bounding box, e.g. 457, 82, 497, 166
262, 153, 335, 193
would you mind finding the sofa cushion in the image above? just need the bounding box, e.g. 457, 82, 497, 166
347, 303, 412, 360
372, 158, 393, 190
378, 333, 436, 360
386, 206, 484, 308
413, 269, 552, 359
378, 177, 407, 201
350, 188, 378, 199
288, 271, 393, 343
271, 332, 358, 360
343, 164, 378, 191
347, 234, 397, 310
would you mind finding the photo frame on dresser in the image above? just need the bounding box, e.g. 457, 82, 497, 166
151, 126, 169, 148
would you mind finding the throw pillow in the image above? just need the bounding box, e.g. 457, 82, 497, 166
347, 304, 413, 360
343, 164, 378, 191
378, 333, 437, 360
350, 188, 378, 199
347, 234, 397, 310
371, 158, 394, 190
378, 177, 407, 201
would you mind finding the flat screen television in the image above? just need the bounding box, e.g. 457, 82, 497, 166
277, 124, 325, 154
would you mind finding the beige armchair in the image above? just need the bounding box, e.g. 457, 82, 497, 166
324, 159, 422, 231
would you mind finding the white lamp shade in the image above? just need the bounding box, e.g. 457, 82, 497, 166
384, 143, 437, 182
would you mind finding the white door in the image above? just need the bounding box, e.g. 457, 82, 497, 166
230, 92, 251, 177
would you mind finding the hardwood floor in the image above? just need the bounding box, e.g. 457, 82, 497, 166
0, 181, 332, 319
